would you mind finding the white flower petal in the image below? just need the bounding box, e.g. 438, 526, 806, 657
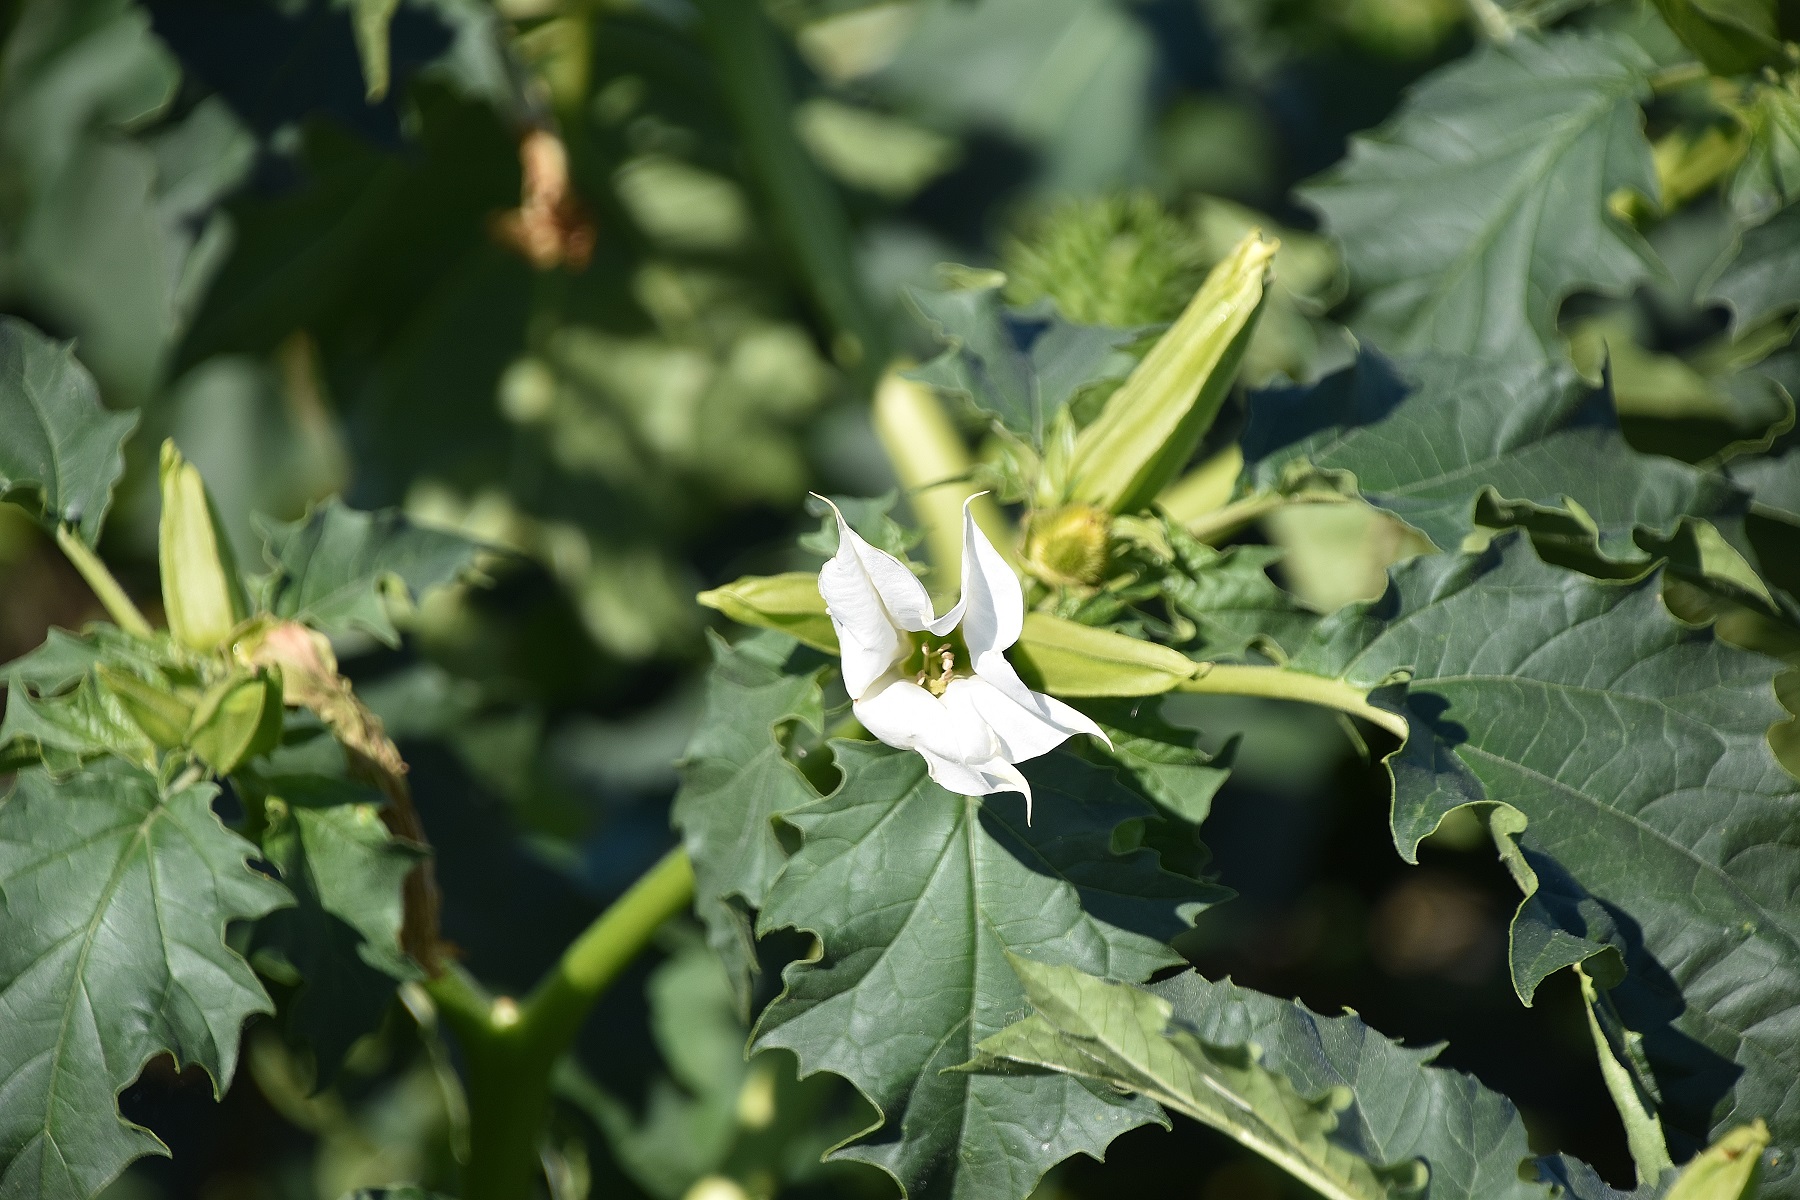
854, 675, 1031, 801
815, 498, 925, 697
954, 496, 1023, 658
821, 496, 939, 631
914, 746, 1023, 800
944, 677, 1072, 764
853, 674, 994, 763
969, 653, 1111, 752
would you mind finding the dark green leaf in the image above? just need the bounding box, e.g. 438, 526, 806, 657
0, 673, 156, 774
1155, 971, 1557, 1199
1730, 445, 1800, 524
1301, 31, 1658, 365
1279, 535, 1800, 1185
906, 276, 1140, 447
798, 490, 921, 562
1071, 696, 1231, 826
258, 499, 487, 644
1239, 351, 1742, 564
1651, 0, 1785, 77
1160, 531, 1320, 658
1707, 204, 1800, 334
966, 958, 1430, 1200
0, 761, 289, 1197
0, 0, 252, 402
671, 633, 826, 1014
0, 317, 137, 544
1, 626, 179, 696
251, 780, 422, 1079
752, 740, 1225, 1200
1726, 82, 1800, 226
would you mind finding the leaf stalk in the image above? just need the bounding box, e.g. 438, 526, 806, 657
54, 524, 153, 638
1178, 663, 1408, 739
1180, 490, 1352, 546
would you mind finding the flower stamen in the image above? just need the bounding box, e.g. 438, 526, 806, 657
915, 642, 959, 697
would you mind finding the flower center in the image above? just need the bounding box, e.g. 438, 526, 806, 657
907, 633, 969, 698
916, 642, 958, 697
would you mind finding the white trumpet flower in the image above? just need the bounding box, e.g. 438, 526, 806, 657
816, 496, 1108, 818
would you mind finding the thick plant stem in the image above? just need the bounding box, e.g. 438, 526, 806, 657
691, 0, 883, 376
872, 370, 1012, 591
54, 524, 152, 637
427, 847, 696, 1200
1178, 663, 1409, 739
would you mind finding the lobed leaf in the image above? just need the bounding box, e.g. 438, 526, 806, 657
0, 317, 137, 546
1238, 350, 1743, 564
973, 956, 1595, 1199
0, 761, 289, 1198
258, 500, 488, 645
670, 634, 827, 1014
1706, 203, 1800, 335
1155, 970, 1553, 1200
752, 740, 1225, 1200
906, 272, 1140, 449
1276, 535, 1800, 1187
1302, 31, 1659, 365
250, 775, 424, 1080
1725, 82, 1800, 225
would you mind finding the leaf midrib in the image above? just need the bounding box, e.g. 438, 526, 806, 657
37, 795, 169, 1194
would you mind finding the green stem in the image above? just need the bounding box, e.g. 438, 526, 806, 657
427, 847, 696, 1200
872, 369, 1013, 592
1181, 491, 1351, 546
691, 0, 884, 377
1177, 663, 1409, 740
54, 524, 153, 638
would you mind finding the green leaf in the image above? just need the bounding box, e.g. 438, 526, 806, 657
1158, 531, 1320, 659
0, 761, 289, 1198
1651, 0, 1785, 77
1152, 970, 1557, 1200
1725, 82, 1800, 225
258, 499, 487, 644
906, 272, 1140, 448
671, 634, 826, 1014
752, 740, 1225, 1200
798, 490, 921, 562
0, 672, 156, 774
1238, 351, 1742, 564
0, 316, 137, 545
1729, 444, 1800, 524
1707, 204, 1800, 334
251, 781, 423, 1080
1278, 535, 1800, 1184
1072, 697, 1232, 826
1302, 31, 1659, 365
965, 958, 1429, 1200
1, 626, 175, 696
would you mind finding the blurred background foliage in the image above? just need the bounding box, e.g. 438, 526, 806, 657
1, 0, 1784, 1195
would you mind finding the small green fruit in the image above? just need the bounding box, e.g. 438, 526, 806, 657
1025, 505, 1112, 586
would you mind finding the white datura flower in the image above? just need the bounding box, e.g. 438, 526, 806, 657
816, 495, 1108, 819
